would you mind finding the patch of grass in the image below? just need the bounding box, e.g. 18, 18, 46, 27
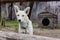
5, 20, 19, 29
0, 20, 1, 27
5, 20, 18, 27
0, 25, 2, 30
0, 21, 3, 30
57, 24, 60, 29
0, 20, 19, 30
33, 23, 38, 28
1, 20, 60, 29
0, 20, 39, 30
5, 20, 38, 28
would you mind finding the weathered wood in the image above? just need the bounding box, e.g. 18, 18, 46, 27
0, 31, 60, 40
1, 4, 6, 27
0, 0, 27, 3
0, 0, 58, 3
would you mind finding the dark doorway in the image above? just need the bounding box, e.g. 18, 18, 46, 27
42, 18, 50, 26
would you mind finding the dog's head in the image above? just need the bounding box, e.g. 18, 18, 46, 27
14, 5, 30, 22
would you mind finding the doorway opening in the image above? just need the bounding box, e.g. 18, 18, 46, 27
42, 18, 50, 26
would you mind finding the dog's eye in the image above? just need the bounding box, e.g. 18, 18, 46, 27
22, 15, 24, 17
17, 15, 19, 16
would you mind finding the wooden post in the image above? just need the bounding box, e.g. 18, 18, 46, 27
1, 11, 5, 27
1, 4, 5, 27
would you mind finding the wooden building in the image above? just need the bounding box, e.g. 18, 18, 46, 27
38, 11, 57, 28
0, 1, 58, 28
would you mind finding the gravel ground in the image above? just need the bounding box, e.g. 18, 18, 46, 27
1, 27, 60, 38
34, 28, 60, 38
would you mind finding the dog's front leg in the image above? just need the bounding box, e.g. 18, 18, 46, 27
27, 21, 33, 35
18, 23, 21, 33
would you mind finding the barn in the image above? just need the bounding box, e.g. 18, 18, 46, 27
0, 1, 59, 28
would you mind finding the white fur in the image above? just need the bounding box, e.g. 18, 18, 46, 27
14, 5, 33, 35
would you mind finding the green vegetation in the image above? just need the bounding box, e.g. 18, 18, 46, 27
57, 24, 60, 29
33, 23, 38, 28
0, 20, 60, 29
5, 20, 19, 27
5, 20, 38, 28
5, 20, 19, 30
0, 20, 18, 30
0, 20, 38, 30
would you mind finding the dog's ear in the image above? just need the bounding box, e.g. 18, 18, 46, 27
24, 7, 30, 15
14, 5, 20, 13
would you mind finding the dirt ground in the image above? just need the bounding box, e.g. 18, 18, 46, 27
34, 28, 60, 38
1, 27, 60, 38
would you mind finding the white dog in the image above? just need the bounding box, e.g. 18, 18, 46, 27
14, 5, 33, 35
